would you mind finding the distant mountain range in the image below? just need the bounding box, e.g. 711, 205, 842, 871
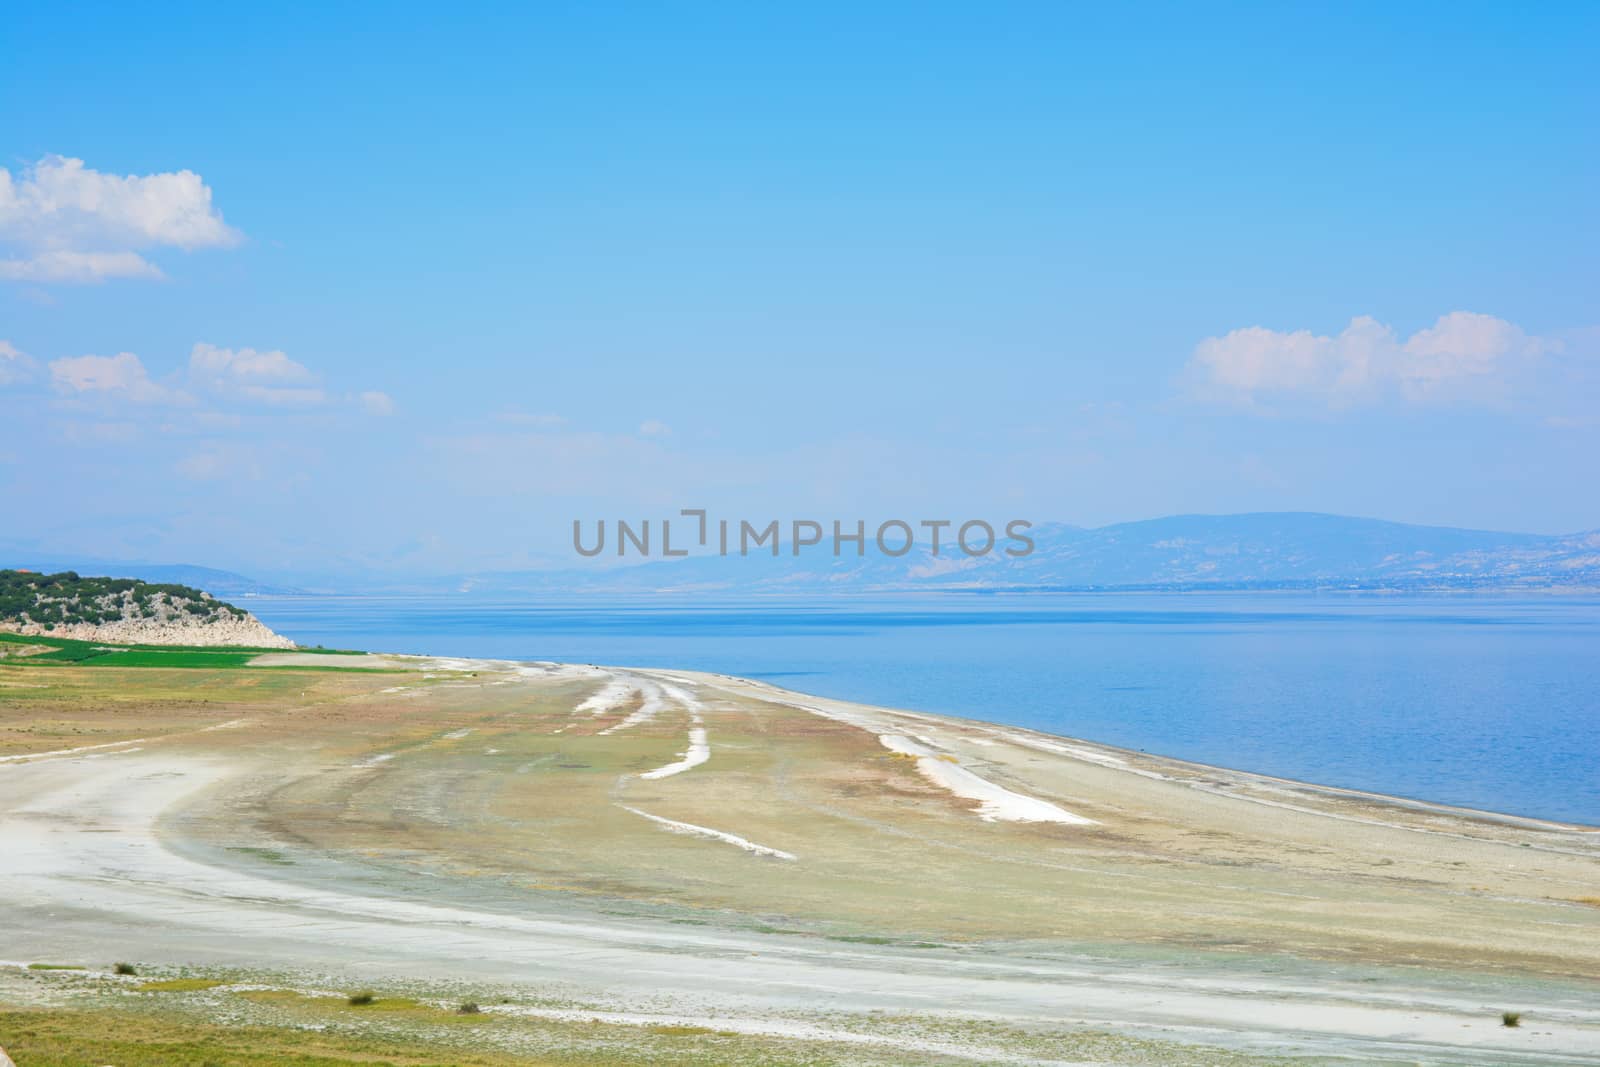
441, 513, 1600, 595
11, 514, 1600, 596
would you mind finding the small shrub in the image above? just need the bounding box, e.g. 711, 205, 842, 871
1502, 1011, 1522, 1028
347, 991, 376, 1006
456, 1001, 482, 1014
113, 962, 138, 975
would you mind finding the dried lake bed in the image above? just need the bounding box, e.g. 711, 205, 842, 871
1, 649, 1598, 1065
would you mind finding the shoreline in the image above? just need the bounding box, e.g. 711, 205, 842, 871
3, 648, 1599, 1063
297, 649, 1600, 835
704, 667, 1600, 834
239, 588, 1600, 827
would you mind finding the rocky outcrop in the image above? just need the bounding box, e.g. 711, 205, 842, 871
1, 611, 293, 648
0, 569, 296, 648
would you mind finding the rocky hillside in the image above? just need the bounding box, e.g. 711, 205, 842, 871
0, 570, 294, 648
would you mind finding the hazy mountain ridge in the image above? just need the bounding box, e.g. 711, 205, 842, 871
0, 554, 301, 596
448, 513, 1600, 594
13, 514, 1599, 596
980, 514, 1600, 590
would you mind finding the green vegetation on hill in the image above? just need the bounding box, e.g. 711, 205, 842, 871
0, 569, 249, 631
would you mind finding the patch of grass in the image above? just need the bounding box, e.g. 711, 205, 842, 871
137, 978, 227, 992
25, 963, 85, 971
0, 631, 373, 671
24, 643, 113, 663
113, 962, 139, 976
0, 983, 1290, 1066
457, 1001, 483, 1014
234, 989, 304, 1006
347, 996, 432, 1014
0, 1009, 545, 1066
646, 1024, 717, 1037
240, 988, 488, 1024
0, 630, 359, 656
1502, 1010, 1522, 1027
68, 650, 260, 669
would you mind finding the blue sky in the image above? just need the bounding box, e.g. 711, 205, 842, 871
2, 3, 1596, 578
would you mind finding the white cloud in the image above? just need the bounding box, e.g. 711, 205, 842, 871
31, 340, 388, 421
0, 156, 240, 285
0, 249, 165, 283
1188, 311, 1551, 408
638, 418, 672, 436
190, 342, 314, 383
49, 352, 181, 405
358, 390, 395, 416
189, 343, 326, 407
0, 340, 39, 385
1401, 312, 1541, 389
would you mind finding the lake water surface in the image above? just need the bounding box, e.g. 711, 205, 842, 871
247, 593, 1600, 825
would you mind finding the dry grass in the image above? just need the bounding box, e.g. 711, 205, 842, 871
0, 1009, 551, 1066
138, 978, 226, 992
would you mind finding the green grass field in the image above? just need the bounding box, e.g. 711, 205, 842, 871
30, 647, 260, 667
0, 631, 371, 670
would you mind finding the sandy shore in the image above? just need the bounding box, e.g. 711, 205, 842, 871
1, 653, 1597, 1064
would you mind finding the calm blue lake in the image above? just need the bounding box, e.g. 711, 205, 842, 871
246, 593, 1600, 825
